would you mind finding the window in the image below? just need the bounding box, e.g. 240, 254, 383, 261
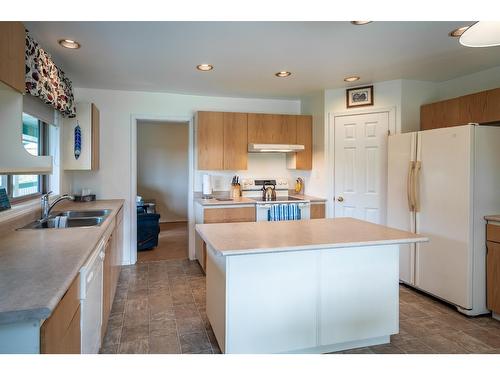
0, 113, 49, 202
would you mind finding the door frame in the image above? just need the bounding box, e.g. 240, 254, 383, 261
326, 106, 397, 219
130, 114, 195, 264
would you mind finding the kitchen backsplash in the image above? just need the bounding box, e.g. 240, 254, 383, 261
194, 153, 311, 192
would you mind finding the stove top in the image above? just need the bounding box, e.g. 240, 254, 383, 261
251, 196, 308, 203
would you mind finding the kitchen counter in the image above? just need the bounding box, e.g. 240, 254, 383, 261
485, 215, 500, 222
196, 217, 427, 256
195, 194, 326, 206
0, 199, 124, 325
288, 194, 327, 202
201, 217, 427, 354
194, 196, 256, 206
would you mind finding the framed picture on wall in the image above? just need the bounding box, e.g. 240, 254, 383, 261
346, 85, 374, 108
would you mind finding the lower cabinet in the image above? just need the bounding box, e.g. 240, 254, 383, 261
40, 275, 81, 354
310, 202, 326, 219
487, 223, 500, 314
40, 205, 124, 353
102, 206, 124, 339
487, 241, 500, 312
195, 204, 256, 272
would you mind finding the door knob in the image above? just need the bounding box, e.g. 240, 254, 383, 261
337, 196, 344, 202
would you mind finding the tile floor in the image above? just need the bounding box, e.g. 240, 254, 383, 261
101, 259, 500, 354
137, 222, 188, 263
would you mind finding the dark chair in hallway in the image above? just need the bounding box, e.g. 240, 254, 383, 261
137, 206, 161, 251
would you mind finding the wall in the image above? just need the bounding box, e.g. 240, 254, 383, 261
137, 120, 189, 222
69, 87, 300, 264
300, 91, 325, 197
436, 66, 500, 100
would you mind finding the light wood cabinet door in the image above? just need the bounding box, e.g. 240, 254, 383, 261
460, 88, 500, 125
310, 203, 325, 219
197, 111, 224, 170
483, 88, 500, 124
204, 206, 256, 223
248, 114, 297, 144
420, 98, 460, 130
459, 91, 487, 125
41, 275, 81, 354
282, 115, 297, 144
0, 22, 25, 93
223, 112, 248, 170
294, 115, 312, 170
487, 241, 500, 312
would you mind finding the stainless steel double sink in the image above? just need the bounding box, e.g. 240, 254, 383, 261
20, 209, 111, 230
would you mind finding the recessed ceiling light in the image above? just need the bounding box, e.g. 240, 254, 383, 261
58, 39, 80, 49
351, 21, 373, 25
449, 26, 470, 37
344, 76, 360, 82
275, 71, 292, 78
196, 64, 214, 71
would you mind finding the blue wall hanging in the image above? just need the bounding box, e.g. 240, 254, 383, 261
74, 121, 81, 160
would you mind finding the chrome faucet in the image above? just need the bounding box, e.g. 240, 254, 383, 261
40, 192, 75, 220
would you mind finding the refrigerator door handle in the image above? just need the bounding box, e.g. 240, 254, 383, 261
407, 161, 415, 212
413, 161, 422, 212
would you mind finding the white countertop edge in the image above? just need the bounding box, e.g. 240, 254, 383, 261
199, 235, 429, 257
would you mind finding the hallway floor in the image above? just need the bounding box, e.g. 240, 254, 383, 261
101, 259, 500, 354
137, 222, 188, 263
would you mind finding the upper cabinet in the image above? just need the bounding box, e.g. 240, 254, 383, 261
63, 102, 100, 170
197, 111, 313, 170
420, 88, 500, 130
287, 115, 313, 170
223, 112, 248, 170
197, 111, 224, 170
247, 114, 296, 144
0, 22, 25, 93
197, 111, 248, 170
420, 98, 460, 130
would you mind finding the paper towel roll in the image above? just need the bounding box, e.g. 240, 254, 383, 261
202, 174, 213, 196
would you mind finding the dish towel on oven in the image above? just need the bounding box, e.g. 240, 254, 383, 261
268, 203, 301, 221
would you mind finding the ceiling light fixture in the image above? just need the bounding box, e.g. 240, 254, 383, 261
449, 26, 470, 37
459, 21, 500, 47
344, 76, 360, 82
196, 64, 214, 71
58, 39, 80, 49
275, 71, 292, 78
351, 21, 372, 25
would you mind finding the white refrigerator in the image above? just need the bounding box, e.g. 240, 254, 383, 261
388, 124, 500, 316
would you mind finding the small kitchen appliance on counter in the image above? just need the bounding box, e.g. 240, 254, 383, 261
202, 174, 213, 199
241, 178, 310, 221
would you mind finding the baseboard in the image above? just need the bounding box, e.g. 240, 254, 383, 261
282, 336, 390, 354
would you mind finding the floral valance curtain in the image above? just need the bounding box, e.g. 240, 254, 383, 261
25, 30, 76, 118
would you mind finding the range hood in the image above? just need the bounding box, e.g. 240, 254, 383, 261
248, 143, 305, 153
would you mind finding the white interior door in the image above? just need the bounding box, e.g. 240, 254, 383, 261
334, 112, 390, 224
387, 132, 417, 285
415, 125, 473, 309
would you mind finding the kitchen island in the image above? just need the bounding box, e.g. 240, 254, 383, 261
195, 218, 427, 354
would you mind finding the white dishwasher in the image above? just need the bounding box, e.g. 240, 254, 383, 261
80, 239, 105, 354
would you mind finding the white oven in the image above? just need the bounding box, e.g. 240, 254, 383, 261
241, 177, 311, 222
256, 201, 310, 221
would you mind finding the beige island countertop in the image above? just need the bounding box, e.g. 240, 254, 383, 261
0, 199, 124, 324
196, 217, 428, 256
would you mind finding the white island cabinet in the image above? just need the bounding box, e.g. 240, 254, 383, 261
196, 218, 427, 354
